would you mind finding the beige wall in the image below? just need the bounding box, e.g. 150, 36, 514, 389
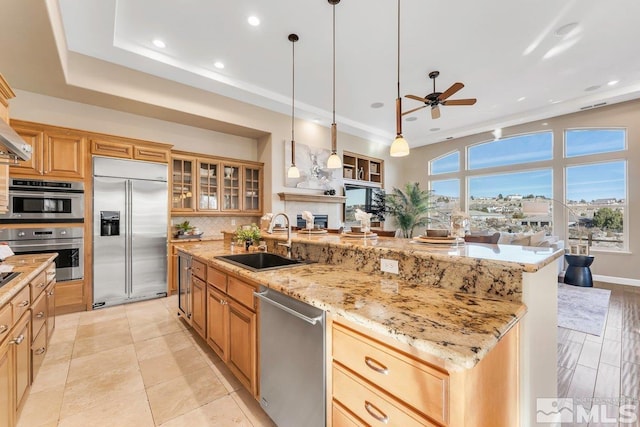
403, 99, 640, 283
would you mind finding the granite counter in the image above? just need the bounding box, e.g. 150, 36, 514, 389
176, 240, 526, 371
0, 253, 58, 307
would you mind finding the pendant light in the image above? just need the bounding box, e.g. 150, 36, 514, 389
287, 33, 301, 179
390, 0, 410, 157
326, 0, 342, 169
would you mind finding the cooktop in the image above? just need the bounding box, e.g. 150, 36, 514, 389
0, 271, 20, 289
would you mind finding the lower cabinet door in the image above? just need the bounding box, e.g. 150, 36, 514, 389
46, 282, 55, 340
206, 287, 228, 361
0, 340, 12, 427
191, 276, 206, 338
31, 328, 47, 381
227, 299, 256, 395
12, 314, 31, 417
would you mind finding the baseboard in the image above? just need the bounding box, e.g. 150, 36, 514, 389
593, 274, 640, 287
558, 272, 640, 287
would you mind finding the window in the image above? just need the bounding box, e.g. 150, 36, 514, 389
468, 132, 552, 170
565, 161, 626, 250
430, 151, 459, 175
468, 170, 552, 232
430, 179, 460, 228
565, 129, 625, 157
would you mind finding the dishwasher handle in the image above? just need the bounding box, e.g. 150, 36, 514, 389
254, 290, 324, 326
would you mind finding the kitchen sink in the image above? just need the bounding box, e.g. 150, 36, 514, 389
215, 252, 308, 272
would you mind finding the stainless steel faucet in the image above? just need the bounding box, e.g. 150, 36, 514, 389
267, 212, 292, 258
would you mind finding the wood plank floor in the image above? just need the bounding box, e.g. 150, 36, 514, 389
558, 281, 640, 426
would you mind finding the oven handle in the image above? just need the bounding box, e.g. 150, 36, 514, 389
9, 191, 83, 198
9, 241, 83, 250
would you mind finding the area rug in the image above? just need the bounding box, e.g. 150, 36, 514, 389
557, 283, 611, 336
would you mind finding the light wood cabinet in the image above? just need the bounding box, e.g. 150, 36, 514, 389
171, 151, 263, 216
0, 74, 16, 214
190, 261, 258, 397
12, 313, 31, 421
191, 276, 207, 339
46, 281, 55, 340
10, 122, 85, 180
90, 136, 170, 163
331, 319, 519, 427
206, 286, 228, 360
0, 338, 12, 427
0, 164, 8, 214
342, 151, 383, 187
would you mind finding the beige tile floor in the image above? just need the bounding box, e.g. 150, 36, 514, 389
17, 295, 277, 427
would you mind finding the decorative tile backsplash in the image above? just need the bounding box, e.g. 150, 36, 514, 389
171, 216, 260, 238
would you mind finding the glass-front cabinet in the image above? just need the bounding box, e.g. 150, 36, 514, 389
198, 161, 219, 211
222, 164, 241, 211
244, 166, 262, 212
170, 151, 263, 215
172, 156, 195, 211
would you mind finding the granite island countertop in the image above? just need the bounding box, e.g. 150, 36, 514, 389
0, 253, 58, 307
176, 240, 527, 371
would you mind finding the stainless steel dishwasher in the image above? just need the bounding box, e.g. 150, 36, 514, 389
255, 285, 326, 427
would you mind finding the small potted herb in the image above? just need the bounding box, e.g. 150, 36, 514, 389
176, 220, 193, 236
235, 224, 262, 250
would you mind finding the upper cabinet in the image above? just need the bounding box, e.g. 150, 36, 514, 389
90, 135, 170, 163
10, 121, 85, 180
171, 151, 263, 216
343, 151, 383, 187
0, 74, 15, 213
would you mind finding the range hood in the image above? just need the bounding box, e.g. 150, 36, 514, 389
0, 119, 31, 161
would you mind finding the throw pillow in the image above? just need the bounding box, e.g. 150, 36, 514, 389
529, 230, 546, 246
498, 232, 514, 244
511, 235, 531, 246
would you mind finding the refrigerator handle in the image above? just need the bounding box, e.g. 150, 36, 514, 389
126, 180, 132, 296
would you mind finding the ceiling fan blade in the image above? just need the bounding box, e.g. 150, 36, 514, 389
405, 94, 428, 103
442, 98, 477, 106
438, 82, 464, 101
431, 105, 441, 119
402, 105, 428, 116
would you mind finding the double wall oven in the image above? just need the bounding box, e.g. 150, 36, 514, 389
0, 179, 85, 283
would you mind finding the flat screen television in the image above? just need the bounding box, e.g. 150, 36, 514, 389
344, 184, 384, 224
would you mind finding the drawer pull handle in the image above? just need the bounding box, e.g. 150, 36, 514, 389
364, 401, 389, 424
35, 347, 46, 355
18, 300, 29, 308
0, 325, 7, 334
10, 334, 25, 345
365, 357, 389, 375
36, 311, 45, 319
37, 282, 46, 288
48, 290, 55, 296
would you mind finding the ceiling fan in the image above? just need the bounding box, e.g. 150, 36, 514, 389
404, 71, 477, 119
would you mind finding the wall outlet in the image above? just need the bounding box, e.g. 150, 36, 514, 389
231, 219, 236, 226
380, 258, 399, 274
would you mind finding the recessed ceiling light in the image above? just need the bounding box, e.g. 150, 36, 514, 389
429, 127, 440, 131
446, 137, 453, 140
607, 80, 620, 86
152, 39, 166, 49
370, 102, 384, 109
214, 61, 225, 69
247, 16, 260, 26
517, 97, 526, 102
549, 99, 562, 104
313, 118, 321, 123
405, 116, 417, 122
555, 22, 579, 37
585, 85, 601, 92
542, 122, 549, 126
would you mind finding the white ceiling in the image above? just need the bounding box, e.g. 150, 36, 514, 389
37, 0, 640, 146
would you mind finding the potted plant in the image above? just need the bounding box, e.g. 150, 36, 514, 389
384, 182, 432, 238
235, 224, 262, 250
176, 220, 193, 236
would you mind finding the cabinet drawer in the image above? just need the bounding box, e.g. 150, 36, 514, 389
207, 266, 227, 292
45, 263, 56, 286
30, 270, 47, 301
31, 292, 47, 341
191, 259, 207, 281
134, 146, 168, 163
11, 286, 30, 321
32, 326, 47, 380
333, 400, 364, 427
333, 323, 448, 424
0, 304, 11, 344
91, 139, 133, 158
333, 364, 438, 427
227, 276, 256, 310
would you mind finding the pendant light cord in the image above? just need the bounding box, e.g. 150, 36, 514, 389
332, 2, 336, 125
292, 38, 295, 143
397, 0, 400, 100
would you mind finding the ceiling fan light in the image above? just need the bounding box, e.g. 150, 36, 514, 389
287, 164, 300, 178
390, 135, 409, 157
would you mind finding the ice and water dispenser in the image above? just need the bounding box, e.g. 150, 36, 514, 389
100, 211, 120, 236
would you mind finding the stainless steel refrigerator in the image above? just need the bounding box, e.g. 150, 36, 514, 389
92, 157, 168, 309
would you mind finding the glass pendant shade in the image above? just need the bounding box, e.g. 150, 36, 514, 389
327, 153, 342, 168
390, 134, 410, 157
287, 164, 300, 178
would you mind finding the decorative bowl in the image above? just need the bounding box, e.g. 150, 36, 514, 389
426, 229, 449, 237
350, 226, 361, 233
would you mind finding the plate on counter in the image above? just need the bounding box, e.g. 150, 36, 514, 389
411, 236, 463, 245
271, 227, 288, 233
342, 232, 378, 239
297, 229, 328, 234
